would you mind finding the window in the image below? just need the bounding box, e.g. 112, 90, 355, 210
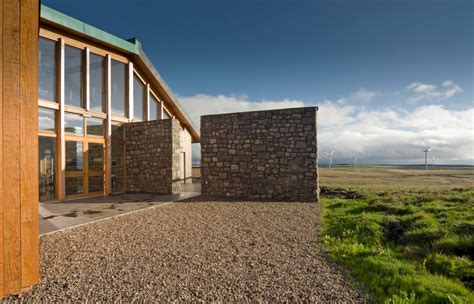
64, 112, 84, 135
64, 45, 83, 107
38, 38, 56, 102
38, 107, 56, 132
163, 109, 170, 119
86, 118, 104, 136
133, 74, 146, 121
65, 141, 83, 171
39, 137, 56, 201
90, 53, 105, 112
149, 94, 159, 120
111, 59, 127, 116
65, 177, 84, 195
88, 143, 104, 171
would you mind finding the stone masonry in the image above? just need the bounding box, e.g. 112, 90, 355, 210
201, 107, 318, 202
124, 119, 181, 194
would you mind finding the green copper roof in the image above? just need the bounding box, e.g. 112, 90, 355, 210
40, 4, 140, 54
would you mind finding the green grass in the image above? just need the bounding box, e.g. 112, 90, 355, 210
321, 186, 474, 303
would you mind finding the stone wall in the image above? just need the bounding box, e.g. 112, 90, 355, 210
201, 107, 318, 202
124, 119, 181, 194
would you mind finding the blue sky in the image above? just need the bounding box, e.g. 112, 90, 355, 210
43, 0, 473, 164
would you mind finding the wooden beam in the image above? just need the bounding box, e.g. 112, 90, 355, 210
127, 62, 134, 121
146, 83, 150, 121
3, 0, 23, 294
0, 0, 4, 296
105, 54, 112, 194
58, 38, 66, 201
19, 0, 39, 288
84, 47, 90, 111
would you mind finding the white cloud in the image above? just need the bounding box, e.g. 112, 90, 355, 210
178, 94, 304, 129
178, 91, 473, 165
336, 88, 377, 105
406, 80, 463, 104
318, 103, 474, 164
349, 88, 377, 103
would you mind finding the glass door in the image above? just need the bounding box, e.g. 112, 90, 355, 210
65, 140, 85, 197
64, 114, 105, 199
86, 141, 105, 195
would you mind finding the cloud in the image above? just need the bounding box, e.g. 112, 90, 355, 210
318, 103, 474, 164
178, 94, 305, 129
336, 88, 377, 105
178, 91, 473, 165
349, 88, 377, 103
406, 80, 463, 104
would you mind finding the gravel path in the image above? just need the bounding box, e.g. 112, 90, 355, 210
8, 199, 366, 302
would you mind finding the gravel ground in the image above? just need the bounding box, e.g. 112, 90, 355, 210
7, 199, 367, 302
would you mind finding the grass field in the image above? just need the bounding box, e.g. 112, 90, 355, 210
319, 167, 474, 303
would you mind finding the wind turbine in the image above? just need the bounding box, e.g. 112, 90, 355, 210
324, 150, 335, 168
353, 158, 358, 167
432, 155, 436, 169
422, 147, 431, 170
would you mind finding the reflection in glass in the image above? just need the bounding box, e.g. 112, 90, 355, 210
88, 176, 104, 193
133, 74, 145, 121
64, 112, 83, 135
64, 45, 83, 107
87, 118, 104, 136
111, 121, 124, 193
88, 143, 104, 171
111, 59, 126, 116
38, 107, 56, 132
150, 94, 159, 120
163, 110, 170, 119
39, 137, 56, 201
38, 38, 56, 102
65, 141, 83, 171
90, 53, 105, 112
66, 177, 84, 195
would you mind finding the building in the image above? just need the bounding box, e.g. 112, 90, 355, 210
38, 5, 200, 202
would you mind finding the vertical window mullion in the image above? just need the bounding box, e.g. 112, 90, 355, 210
85, 48, 90, 111
128, 62, 134, 121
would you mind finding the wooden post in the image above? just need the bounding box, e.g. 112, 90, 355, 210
0, 0, 40, 297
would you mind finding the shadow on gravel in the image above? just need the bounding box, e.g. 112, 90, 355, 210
177, 195, 315, 204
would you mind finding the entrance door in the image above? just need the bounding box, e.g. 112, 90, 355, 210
65, 139, 105, 198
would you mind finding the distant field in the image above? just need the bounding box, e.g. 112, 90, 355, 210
319, 167, 474, 303
319, 167, 474, 190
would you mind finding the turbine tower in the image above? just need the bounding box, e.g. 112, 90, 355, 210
324, 150, 335, 168
423, 147, 431, 170
353, 158, 358, 167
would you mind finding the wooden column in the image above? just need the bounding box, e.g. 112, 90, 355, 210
0, 0, 40, 297
105, 54, 112, 194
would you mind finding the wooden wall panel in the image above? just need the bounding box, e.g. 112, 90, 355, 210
0, 0, 40, 297
0, 0, 4, 297
20, 0, 40, 288
3, 0, 23, 294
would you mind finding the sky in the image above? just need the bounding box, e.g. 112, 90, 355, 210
43, 0, 473, 165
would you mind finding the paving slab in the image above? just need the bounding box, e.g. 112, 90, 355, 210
39, 190, 200, 235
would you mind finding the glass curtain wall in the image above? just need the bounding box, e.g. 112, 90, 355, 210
38, 33, 174, 201
133, 74, 146, 121
38, 38, 56, 102
64, 45, 83, 107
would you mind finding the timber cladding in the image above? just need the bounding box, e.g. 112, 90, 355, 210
201, 107, 319, 202
0, 0, 40, 297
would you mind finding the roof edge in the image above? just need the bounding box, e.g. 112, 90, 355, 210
40, 4, 200, 142
40, 5, 140, 55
